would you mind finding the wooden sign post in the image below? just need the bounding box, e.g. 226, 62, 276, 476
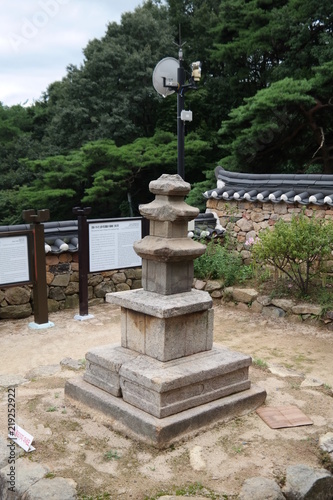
22, 209, 54, 329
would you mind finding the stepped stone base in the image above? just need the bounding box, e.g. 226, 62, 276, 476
84, 343, 252, 418
83, 344, 140, 397
65, 376, 266, 448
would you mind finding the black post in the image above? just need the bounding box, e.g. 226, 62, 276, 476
177, 58, 185, 180
73, 207, 92, 318
22, 209, 51, 326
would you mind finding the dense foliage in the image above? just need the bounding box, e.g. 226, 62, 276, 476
0, 0, 332, 224
252, 214, 333, 295
193, 239, 253, 285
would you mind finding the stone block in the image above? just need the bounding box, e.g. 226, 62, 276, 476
4, 287, 30, 305
51, 274, 70, 287
0, 458, 49, 500
239, 477, 284, 500
121, 308, 213, 362
24, 477, 77, 500
64, 294, 79, 309
47, 299, 60, 313
232, 288, 258, 303
111, 272, 126, 284
116, 283, 130, 292
150, 220, 188, 238
59, 253, 72, 263
0, 304, 32, 319
283, 464, 333, 500
49, 287, 66, 301
106, 289, 212, 318
65, 377, 266, 449
120, 346, 252, 417
65, 281, 79, 295
84, 344, 140, 396
142, 259, 194, 295
292, 303, 322, 315
88, 274, 103, 286
132, 279, 142, 289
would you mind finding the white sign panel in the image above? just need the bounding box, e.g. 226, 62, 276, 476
0, 234, 30, 286
89, 219, 142, 272
9, 424, 35, 452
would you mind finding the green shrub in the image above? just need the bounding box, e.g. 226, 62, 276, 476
194, 240, 252, 286
252, 213, 333, 295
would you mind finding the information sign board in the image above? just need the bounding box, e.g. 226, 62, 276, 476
0, 232, 33, 287
88, 218, 142, 273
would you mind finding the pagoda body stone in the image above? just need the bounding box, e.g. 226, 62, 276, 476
65, 174, 266, 447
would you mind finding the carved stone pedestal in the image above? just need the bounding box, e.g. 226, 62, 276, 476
65, 174, 266, 447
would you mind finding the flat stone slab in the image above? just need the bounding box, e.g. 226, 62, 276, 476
120, 346, 252, 417
60, 357, 85, 371
65, 376, 266, 449
84, 344, 140, 396
24, 477, 77, 500
0, 458, 49, 499
25, 364, 61, 379
106, 288, 212, 318
0, 375, 29, 388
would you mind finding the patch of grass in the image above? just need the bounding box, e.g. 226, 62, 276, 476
319, 450, 333, 474
104, 450, 121, 461
27, 395, 43, 413
45, 472, 56, 479
232, 445, 243, 454
60, 420, 82, 432
175, 482, 204, 495
78, 494, 111, 500
46, 406, 57, 412
318, 384, 333, 398
252, 358, 269, 370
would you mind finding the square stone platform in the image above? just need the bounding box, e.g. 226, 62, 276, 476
65, 376, 266, 448
84, 343, 253, 418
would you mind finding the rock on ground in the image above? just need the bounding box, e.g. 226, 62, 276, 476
23, 477, 77, 500
0, 459, 49, 500
238, 476, 285, 500
283, 464, 333, 499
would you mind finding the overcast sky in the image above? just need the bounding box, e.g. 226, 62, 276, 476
0, 0, 143, 107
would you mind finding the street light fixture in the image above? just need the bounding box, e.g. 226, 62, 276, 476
152, 45, 201, 180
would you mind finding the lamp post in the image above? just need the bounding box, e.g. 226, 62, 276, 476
153, 44, 201, 181
177, 47, 186, 180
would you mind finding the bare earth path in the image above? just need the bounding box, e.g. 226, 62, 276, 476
0, 302, 332, 499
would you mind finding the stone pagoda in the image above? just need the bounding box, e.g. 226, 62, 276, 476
65, 174, 266, 448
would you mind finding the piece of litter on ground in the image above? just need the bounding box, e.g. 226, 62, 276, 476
256, 405, 313, 429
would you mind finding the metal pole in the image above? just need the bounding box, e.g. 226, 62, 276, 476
177, 61, 185, 180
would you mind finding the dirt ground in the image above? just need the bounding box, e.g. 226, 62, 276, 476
0, 301, 333, 499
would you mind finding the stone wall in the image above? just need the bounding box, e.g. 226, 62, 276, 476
0, 252, 142, 320
206, 198, 333, 268
193, 279, 333, 331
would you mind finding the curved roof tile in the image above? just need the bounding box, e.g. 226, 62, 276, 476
204, 167, 333, 206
